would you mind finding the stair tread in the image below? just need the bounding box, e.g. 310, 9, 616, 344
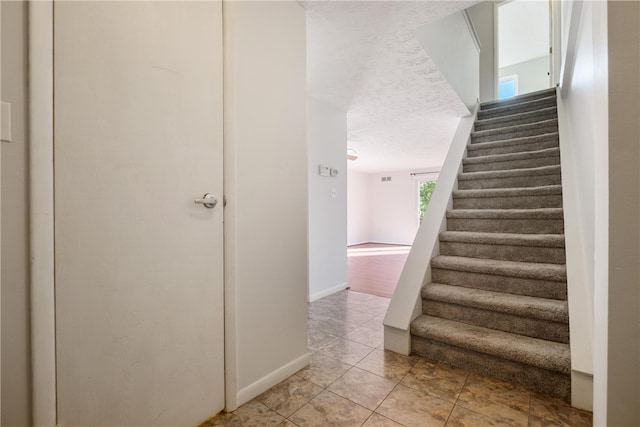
480, 89, 557, 110
458, 164, 561, 181
440, 231, 565, 247
453, 185, 562, 199
472, 119, 558, 138
475, 106, 558, 127
422, 283, 569, 322
467, 133, 559, 151
447, 208, 563, 219
411, 315, 570, 374
464, 147, 560, 165
431, 255, 567, 282
477, 98, 559, 122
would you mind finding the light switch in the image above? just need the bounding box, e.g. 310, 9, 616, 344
319, 165, 330, 177
1, 102, 12, 143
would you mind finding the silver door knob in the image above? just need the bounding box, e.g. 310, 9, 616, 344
194, 193, 218, 208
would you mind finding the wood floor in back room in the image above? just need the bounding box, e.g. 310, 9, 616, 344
347, 243, 411, 298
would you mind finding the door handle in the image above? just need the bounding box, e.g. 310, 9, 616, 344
194, 193, 218, 208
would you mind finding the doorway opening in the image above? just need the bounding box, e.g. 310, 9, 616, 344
497, 0, 552, 99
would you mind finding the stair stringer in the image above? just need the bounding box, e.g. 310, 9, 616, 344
383, 105, 478, 355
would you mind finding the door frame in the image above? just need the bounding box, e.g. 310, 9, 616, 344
28, 2, 56, 425
28, 2, 235, 424
494, 0, 554, 98
0, 2, 3, 418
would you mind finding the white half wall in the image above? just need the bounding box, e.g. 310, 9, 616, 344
384, 112, 475, 355
307, 96, 347, 301
415, 11, 480, 110
223, 0, 309, 409
347, 169, 370, 246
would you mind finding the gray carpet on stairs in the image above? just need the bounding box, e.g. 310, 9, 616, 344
410, 87, 573, 400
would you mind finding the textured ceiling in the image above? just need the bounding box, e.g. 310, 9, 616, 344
306, 1, 478, 173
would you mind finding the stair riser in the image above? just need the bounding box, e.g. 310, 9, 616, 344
447, 218, 564, 234
458, 173, 561, 190
431, 268, 567, 300
410, 336, 570, 400
479, 97, 557, 119
463, 155, 560, 173
475, 111, 558, 132
472, 124, 559, 144
467, 138, 559, 158
453, 195, 563, 210
422, 301, 569, 343
440, 241, 566, 264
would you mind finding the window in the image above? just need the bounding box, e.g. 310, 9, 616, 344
499, 74, 519, 99
418, 180, 437, 223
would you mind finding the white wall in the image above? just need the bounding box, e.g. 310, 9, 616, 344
347, 169, 369, 246
347, 169, 423, 246
1, 2, 31, 425
307, 97, 348, 301
556, 0, 605, 410
415, 12, 479, 110
500, 56, 550, 95
602, 1, 640, 425
468, 1, 497, 103
367, 171, 420, 246
223, 1, 309, 408
558, 0, 640, 421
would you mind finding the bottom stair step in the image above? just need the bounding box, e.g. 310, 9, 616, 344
410, 315, 571, 399
421, 283, 569, 343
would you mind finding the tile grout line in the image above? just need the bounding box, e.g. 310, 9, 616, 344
443, 371, 470, 426
527, 390, 533, 427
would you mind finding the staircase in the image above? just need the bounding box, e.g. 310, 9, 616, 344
410, 87, 571, 399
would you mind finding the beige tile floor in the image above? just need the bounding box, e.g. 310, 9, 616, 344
202, 290, 593, 427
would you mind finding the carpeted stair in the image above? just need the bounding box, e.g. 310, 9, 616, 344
410, 87, 572, 399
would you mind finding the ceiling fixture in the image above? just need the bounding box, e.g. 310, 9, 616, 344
347, 148, 358, 161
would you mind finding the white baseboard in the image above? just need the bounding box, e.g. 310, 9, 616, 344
236, 352, 310, 407
571, 370, 593, 411
308, 283, 348, 302
368, 240, 413, 246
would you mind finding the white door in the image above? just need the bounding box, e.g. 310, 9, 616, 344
53, 2, 224, 425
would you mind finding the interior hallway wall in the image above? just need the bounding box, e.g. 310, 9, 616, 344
602, 1, 640, 425
468, 1, 497, 103
223, 0, 309, 407
307, 97, 347, 301
1, 2, 32, 425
